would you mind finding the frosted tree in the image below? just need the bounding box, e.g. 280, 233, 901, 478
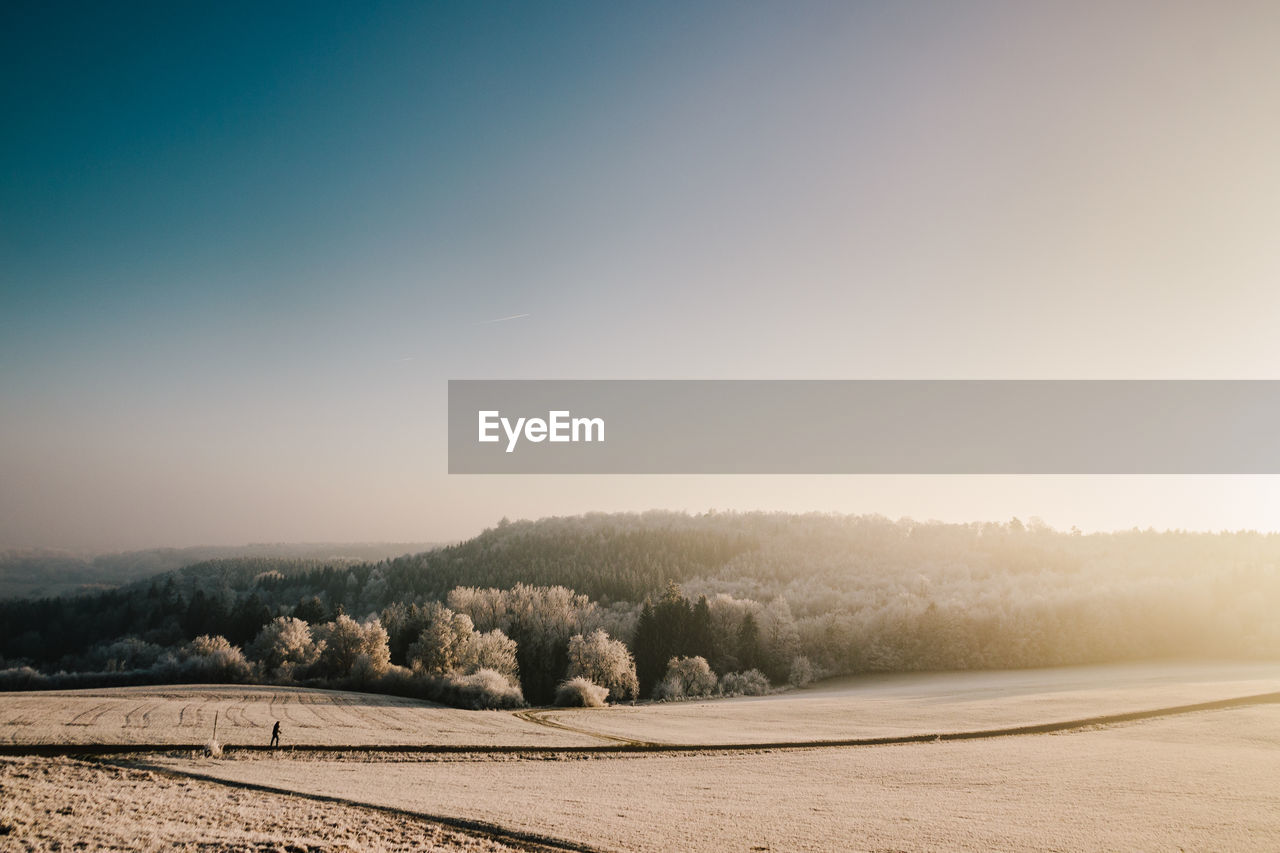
655, 655, 717, 700
313, 614, 390, 678
567, 629, 639, 701
788, 654, 815, 687
401, 604, 520, 684
407, 609, 476, 676
448, 583, 600, 703
759, 597, 801, 682
248, 617, 320, 679
459, 629, 520, 682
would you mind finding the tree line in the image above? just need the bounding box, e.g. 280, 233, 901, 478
2, 511, 1278, 707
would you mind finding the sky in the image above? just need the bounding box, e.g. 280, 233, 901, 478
4, 0, 1280, 551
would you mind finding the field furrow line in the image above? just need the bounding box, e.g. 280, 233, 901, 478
334, 694, 412, 731
122, 702, 157, 729
66, 702, 114, 727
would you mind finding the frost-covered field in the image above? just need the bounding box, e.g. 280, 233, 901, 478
4, 663, 1279, 851
148, 704, 1280, 852
7, 661, 1275, 750
0, 755, 525, 851
0, 684, 597, 747
541, 660, 1280, 745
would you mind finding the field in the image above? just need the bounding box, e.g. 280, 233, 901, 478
0, 755, 525, 852
5, 661, 1277, 750
0, 684, 597, 748
147, 704, 1280, 852
534, 659, 1280, 745
3, 661, 1280, 851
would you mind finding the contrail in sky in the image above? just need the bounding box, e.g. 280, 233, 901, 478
476, 313, 531, 325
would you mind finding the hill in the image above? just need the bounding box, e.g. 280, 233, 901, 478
2, 512, 1278, 706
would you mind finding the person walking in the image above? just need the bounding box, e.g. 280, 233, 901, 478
270, 720, 281, 748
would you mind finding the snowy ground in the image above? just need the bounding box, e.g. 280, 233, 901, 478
539, 659, 1280, 745
5, 661, 1276, 750
0, 755, 527, 851
0, 684, 597, 747
4, 662, 1279, 851
144, 704, 1280, 852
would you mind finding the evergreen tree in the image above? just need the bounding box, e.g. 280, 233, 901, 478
227, 593, 272, 647
292, 595, 326, 625
632, 600, 662, 696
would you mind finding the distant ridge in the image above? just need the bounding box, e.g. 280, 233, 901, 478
0, 542, 440, 600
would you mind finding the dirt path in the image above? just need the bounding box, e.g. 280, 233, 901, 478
512, 708, 666, 747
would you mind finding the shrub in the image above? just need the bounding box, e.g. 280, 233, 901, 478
0, 666, 44, 690
369, 665, 525, 710
0, 666, 160, 691
347, 652, 387, 688
370, 663, 418, 696
719, 668, 771, 697
566, 630, 638, 702
436, 668, 526, 710
655, 655, 717, 700
554, 676, 609, 707
788, 655, 815, 688
166, 635, 252, 683
90, 637, 164, 673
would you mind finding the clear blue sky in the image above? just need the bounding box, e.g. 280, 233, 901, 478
4, 1, 1280, 550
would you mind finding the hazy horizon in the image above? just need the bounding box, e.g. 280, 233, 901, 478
6, 2, 1280, 551
5, 502, 1280, 558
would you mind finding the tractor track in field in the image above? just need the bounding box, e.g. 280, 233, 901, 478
3, 688, 1278, 758
513, 708, 665, 747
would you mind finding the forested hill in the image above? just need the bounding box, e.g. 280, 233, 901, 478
382, 512, 757, 602
3, 512, 1279, 705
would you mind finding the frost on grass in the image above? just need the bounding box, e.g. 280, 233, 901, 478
0, 755, 522, 851
0, 684, 601, 748
163, 705, 1280, 853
